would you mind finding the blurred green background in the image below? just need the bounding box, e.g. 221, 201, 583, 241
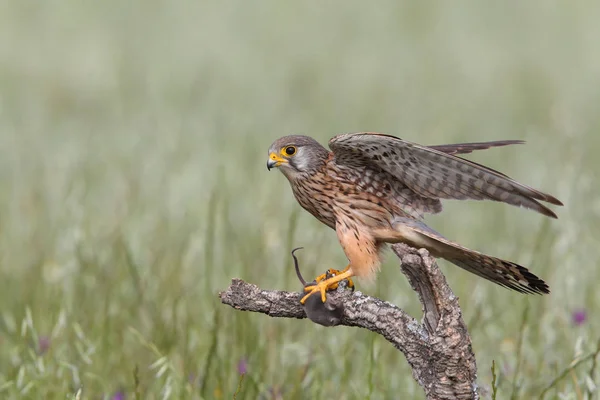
0, 1, 598, 399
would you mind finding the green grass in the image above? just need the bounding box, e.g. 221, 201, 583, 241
1, 1, 599, 398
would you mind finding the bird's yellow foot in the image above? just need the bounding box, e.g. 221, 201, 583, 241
316, 269, 355, 291
300, 269, 354, 304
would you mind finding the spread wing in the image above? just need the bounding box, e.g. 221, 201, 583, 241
328, 132, 563, 218
429, 140, 524, 155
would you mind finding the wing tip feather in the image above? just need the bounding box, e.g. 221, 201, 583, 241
544, 195, 564, 207
526, 196, 562, 218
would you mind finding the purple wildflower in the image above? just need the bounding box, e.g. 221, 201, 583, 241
572, 309, 587, 326
38, 336, 51, 355
237, 358, 248, 375
112, 391, 125, 400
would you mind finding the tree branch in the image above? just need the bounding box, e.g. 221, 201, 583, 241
219, 244, 479, 400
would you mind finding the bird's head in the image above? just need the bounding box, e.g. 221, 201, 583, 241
267, 135, 328, 178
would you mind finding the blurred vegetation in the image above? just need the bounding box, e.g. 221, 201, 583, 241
0, 1, 599, 399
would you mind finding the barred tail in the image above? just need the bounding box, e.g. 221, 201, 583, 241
379, 217, 550, 295
444, 252, 549, 295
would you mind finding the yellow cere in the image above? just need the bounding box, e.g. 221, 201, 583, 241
269, 152, 287, 165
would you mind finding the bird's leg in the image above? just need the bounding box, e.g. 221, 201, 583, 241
300, 268, 354, 304
315, 265, 355, 291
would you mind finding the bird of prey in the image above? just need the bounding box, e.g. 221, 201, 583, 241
266, 133, 562, 304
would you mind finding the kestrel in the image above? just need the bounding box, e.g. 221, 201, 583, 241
266, 133, 562, 304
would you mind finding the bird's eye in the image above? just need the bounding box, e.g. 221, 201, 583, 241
283, 146, 296, 156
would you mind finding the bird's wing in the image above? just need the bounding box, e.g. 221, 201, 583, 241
328, 132, 562, 218
428, 140, 524, 155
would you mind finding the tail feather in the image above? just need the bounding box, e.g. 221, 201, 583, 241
444, 253, 549, 295
375, 217, 550, 295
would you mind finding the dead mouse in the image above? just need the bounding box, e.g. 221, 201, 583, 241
291, 247, 351, 327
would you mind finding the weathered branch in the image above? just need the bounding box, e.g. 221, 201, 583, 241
219, 244, 478, 400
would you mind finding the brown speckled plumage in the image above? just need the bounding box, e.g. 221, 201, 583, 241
267, 132, 562, 295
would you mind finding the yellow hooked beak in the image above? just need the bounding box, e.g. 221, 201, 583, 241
267, 152, 288, 170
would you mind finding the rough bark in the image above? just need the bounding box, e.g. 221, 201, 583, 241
219, 244, 478, 400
